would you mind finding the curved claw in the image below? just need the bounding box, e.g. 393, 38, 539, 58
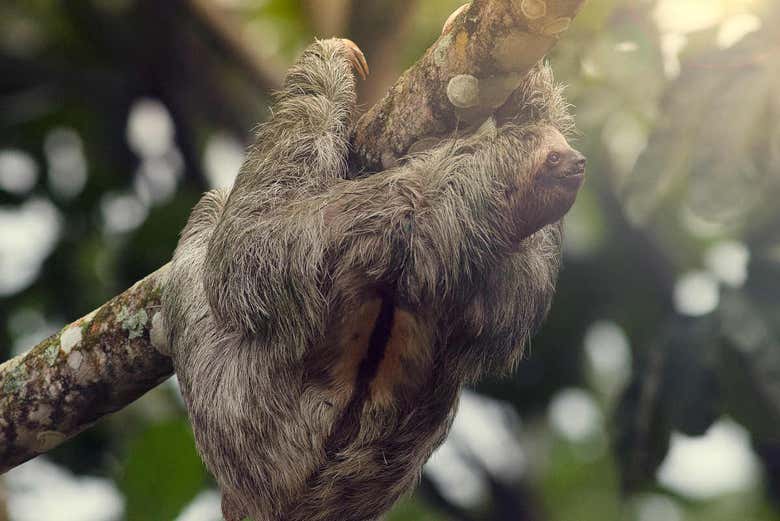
339, 38, 369, 80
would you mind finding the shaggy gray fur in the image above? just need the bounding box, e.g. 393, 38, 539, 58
163, 38, 582, 521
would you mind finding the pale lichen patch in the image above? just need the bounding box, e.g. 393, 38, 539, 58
519, 0, 547, 20
381, 150, 397, 170
67, 351, 83, 371
150, 311, 170, 356
60, 325, 83, 354
118, 306, 149, 339
543, 17, 571, 35
433, 32, 454, 67
447, 74, 480, 108
43, 342, 59, 366
3, 362, 29, 394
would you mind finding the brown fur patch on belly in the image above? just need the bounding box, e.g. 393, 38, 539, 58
370, 309, 431, 407
329, 298, 382, 405
329, 296, 432, 414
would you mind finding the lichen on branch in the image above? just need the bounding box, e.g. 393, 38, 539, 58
351, 0, 586, 171
0, 267, 172, 473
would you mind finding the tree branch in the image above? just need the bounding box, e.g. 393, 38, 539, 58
0, 267, 172, 473
0, 0, 586, 474
352, 0, 587, 171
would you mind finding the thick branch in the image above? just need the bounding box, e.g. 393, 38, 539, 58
0, 0, 585, 474
352, 0, 586, 171
0, 267, 172, 473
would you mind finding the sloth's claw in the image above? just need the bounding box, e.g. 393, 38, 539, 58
339, 38, 369, 80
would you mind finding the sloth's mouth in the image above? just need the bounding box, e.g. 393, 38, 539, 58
555, 167, 585, 189
539, 163, 586, 191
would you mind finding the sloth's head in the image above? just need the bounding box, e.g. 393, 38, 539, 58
533, 126, 586, 192
508, 125, 586, 240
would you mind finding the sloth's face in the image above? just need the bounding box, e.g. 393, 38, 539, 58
508, 126, 586, 241
530, 127, 585, 225
534, 127, 586, 193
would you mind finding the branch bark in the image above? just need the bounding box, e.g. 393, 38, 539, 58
0, 0, 586, 474
0, 267, 172, 473
352, 0, 587, 171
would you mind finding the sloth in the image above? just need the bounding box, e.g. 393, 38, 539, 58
163, 37, 584, 521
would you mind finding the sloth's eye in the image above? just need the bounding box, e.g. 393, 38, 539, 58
546, 152, 561, 166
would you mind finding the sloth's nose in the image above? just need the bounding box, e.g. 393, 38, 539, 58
572, 151, 586, 172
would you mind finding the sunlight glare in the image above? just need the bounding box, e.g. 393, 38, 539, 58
657, 419, 760, 500
717, 13, 761, 47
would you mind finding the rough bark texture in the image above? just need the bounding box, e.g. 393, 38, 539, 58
0, 267, 172, 473
0, 0, 585, 474
351, 0, 587, 171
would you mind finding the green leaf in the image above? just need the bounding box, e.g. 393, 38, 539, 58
119, 419, 207, 521
387, 496, 446, 521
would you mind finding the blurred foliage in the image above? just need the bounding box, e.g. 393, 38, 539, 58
2, 0, 780, 520
120, 420, 206, 521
